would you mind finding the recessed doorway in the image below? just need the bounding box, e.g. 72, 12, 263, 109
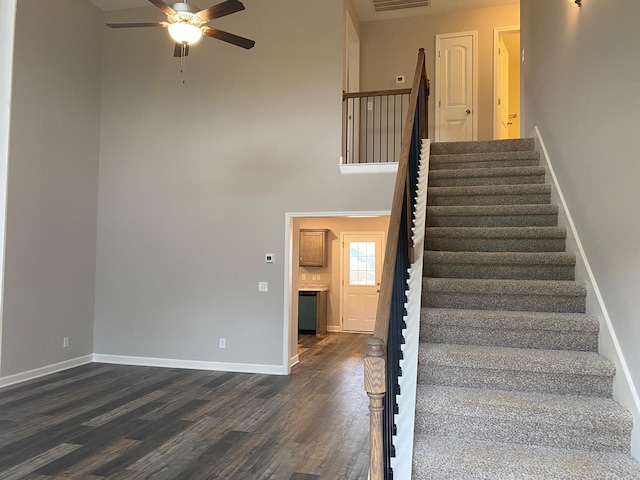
493, 26, 521, 139
283, 212, 389, 373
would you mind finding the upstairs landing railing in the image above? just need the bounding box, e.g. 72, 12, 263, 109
364, 49, 429, 480
343, 89, 411, 164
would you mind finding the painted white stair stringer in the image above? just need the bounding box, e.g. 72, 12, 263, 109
532, 126, 640, 459
391, 139, 430, 479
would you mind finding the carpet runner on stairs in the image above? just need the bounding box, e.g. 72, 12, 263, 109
412, 138, 640, 479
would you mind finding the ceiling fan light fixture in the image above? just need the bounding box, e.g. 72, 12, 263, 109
168, 22, 203, 45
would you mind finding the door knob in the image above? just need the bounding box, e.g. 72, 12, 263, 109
466, 109, 471, 114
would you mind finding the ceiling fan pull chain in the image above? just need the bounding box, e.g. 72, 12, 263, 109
180, 47, 187, 85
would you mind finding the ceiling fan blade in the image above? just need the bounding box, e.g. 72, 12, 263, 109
197, 0, 245, 22
203, 26, 255, 49
147, 0, 176, 15
106, 22, 167, 28
174, 43, 190, 57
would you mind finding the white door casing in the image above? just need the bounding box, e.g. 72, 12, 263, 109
497, 36, 510, 139
341, 232, 384, 333
435, 31, 477, 142
493, 26, 521, 140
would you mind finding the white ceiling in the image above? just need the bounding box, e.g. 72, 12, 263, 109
90, 0, 519, 21
351, 0, 518, 22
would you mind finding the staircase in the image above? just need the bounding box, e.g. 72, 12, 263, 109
412, 138, 640, 479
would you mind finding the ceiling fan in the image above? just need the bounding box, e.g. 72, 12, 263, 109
106, 0, 255, 57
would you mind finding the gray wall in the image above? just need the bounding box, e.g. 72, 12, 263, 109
1, 0, 101, 376
359, 4, 519, 140
0, 0, 17, 369
521, 0, 640, 402
94, 0, 396, 367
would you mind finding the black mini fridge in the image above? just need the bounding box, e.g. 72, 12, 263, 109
298, 291, 317, 334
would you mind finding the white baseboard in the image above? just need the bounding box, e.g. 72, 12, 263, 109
0, 354, 93, 389
339, 162, 398, 175
289, 354, 299, 368
92, 354, 286, 376
532, 126, 640, 459
327, 326, 341, 333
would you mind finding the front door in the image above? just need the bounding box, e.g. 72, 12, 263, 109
341, 233, 384, 333
435, 31, 477, 142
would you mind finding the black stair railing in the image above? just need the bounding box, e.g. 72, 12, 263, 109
364, 49, 429, 480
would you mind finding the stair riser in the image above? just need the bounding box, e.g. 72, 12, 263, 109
424, 263, 575, 281
414, 415, 630, 453
429, 175, 545, 187
427, 214, 558, 228
418, 366, 613, 397
431, 138, 535, 155
422, 325, 598, 351
413, 435, 640, 480
430, 159, 540, 170
423, 291, 586, 313
428, 193, 551, 206
425, 237, 567, 252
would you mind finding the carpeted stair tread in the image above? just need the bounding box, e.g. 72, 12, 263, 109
423, 277, 586, 313
420, 343, 614, 379
424, 251, 575, 280
431, 138, 535, 155
421, 308, 599, 351
428, 183, 552, 206
418, 343, 614, 396
427, 204, 558, 227
426, 226, 567, 252
430, 150, 540, 170
414, 385, 632, 451
412, 435, 640, 480
429, 166, 546, 188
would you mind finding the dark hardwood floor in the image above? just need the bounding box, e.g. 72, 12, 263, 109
0, 333, 370, 480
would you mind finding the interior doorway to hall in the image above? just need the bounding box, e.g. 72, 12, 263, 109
493, 26, 521, 139
284, 213, 390, 371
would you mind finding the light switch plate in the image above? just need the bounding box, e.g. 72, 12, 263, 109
258, 282, 268, 292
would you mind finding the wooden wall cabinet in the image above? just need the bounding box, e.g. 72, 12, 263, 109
299, 229, 328, 267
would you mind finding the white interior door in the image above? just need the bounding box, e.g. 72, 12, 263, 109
341, 233, 384, 333
435, 32, 477, 142
497, 36, 510, 139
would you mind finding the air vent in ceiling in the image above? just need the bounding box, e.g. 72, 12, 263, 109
372, 0, 431, 12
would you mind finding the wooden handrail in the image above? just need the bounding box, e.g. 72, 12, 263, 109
343, 88, 412, 99
373, 48, 426, 342
364, 48, 428, 480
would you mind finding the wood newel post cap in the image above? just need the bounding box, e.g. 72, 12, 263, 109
366, 337, 385, 358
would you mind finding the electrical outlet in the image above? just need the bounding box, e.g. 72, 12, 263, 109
301, 273, 306, 281
258, 282, 268, 292
63, 337, 69, 348
219, 338, 226, 349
